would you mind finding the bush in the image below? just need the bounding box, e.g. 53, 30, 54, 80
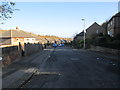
113, 34, 120, 40
88, 34, 120, 50
72, 40, 84, 49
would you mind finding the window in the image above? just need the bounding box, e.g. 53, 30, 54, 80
26, 39, 29, 41
108, 23, 110, 27
108, 29, 114, 37
96, 30, 99, 34
111, 21, 112, 25
112, 18, 114, 24
16, 38, 19, 40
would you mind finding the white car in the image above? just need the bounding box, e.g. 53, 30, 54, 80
58, 44, 62, 47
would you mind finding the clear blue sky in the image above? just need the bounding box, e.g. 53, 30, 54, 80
1, 2, 118, 38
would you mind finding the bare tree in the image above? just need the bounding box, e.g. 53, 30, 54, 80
0, 0, 17, 24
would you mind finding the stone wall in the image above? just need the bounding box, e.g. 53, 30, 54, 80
24, 43, 43, 56
1, 46, 19, 65
90, 45, 120, 55
1, 43, 43, 66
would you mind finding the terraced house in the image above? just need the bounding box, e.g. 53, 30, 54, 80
0, 27, 36, 47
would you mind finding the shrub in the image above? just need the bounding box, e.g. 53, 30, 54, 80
113, 34, 120, 40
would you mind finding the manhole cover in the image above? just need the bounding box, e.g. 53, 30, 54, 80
70, 58, 79, 61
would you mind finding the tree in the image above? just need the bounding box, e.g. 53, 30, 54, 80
0, 0, 17, 24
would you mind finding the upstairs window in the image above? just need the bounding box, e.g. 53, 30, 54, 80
96, 30, 99, 34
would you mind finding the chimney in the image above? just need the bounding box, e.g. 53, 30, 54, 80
16, 26, 19, 30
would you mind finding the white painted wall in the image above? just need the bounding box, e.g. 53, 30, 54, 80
24, 38, 35, 44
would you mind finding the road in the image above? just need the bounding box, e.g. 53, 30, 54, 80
21, 46, 118, 88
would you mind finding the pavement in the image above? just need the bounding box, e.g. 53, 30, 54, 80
2, 48, 54, 88
81, 49, 119, 63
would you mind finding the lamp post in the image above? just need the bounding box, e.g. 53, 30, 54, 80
81, 19, 86, 49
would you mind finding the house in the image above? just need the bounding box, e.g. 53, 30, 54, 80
34, 36, 47, 44
45, 38, 56, 44
86, 22, 106, 39
0, 27, 36, 47
74, 31, 84, 42
28, 33, 48, 44
107, 12, 120, 37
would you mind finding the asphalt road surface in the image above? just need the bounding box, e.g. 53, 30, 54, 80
22, 47, 119, 88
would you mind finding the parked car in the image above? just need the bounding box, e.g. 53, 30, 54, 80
61, 44, 65, 46
58, 44, 62, 47
52, 44, 57, 48
58, 43, 65, 47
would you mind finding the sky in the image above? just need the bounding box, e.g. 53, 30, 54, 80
1, 2, 119, 38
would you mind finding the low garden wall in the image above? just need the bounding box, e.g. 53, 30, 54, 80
24, 43, 43, 56
90, 45, 120, 55
1, 43, 43, 66
1, 46, 19, 65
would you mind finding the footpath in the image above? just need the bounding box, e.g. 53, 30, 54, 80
2, 48, 54, 88
72, 48, 119, 63
87, 49, 120, 63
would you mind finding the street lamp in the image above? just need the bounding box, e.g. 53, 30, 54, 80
81, 19, 86, 49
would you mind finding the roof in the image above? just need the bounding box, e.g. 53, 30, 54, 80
77, 31, 84, 36
86, 22, 105, 31
108, 12, 120, 23
0, 30, 35, 38
74, 31, 84, 39
45, 38, 55, 42
114, 12, 120, 17
28, 33, 47, 42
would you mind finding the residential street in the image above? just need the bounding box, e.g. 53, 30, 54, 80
20, 46, 119, 88
1, 1, 120, 89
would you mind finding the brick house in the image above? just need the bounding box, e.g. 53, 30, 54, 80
86, 22, 106, 39
107, 12, 120, 37
0, 27, 36, 47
